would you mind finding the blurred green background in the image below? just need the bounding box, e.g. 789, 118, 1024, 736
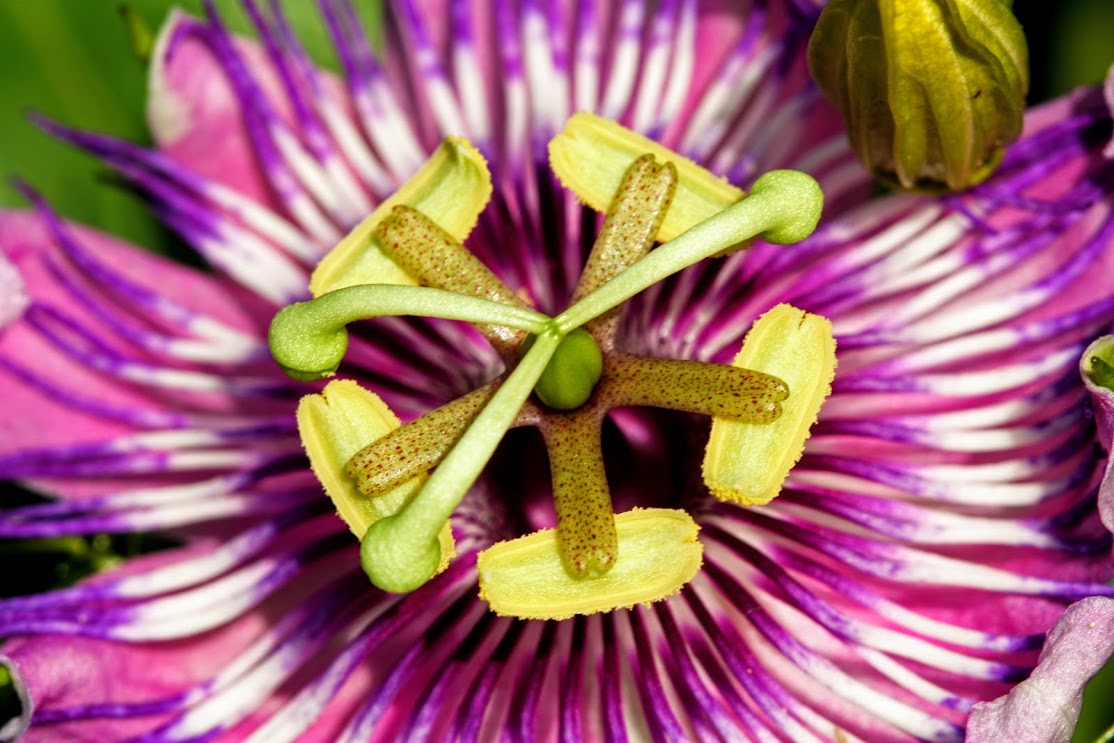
0, 0, 1111, 739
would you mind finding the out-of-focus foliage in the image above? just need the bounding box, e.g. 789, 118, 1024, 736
0, 1, 380, 251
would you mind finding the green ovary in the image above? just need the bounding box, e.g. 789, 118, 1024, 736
525, 328, 604, 411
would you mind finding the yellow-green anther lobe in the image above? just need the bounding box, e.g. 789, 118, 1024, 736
603, 355, 787, 423
572, 155, 678, 303
347, 382, 501, 496
808, 0, 1028, 191
376, 205, 533, 355
541, 414, 618, 578
527, 328, 604, 411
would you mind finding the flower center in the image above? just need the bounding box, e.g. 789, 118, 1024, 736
269, 115, 835, 618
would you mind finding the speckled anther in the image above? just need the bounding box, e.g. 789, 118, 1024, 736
573, 154, 677, 304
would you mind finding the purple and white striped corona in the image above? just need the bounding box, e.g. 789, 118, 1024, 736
2, 2, 1114, 741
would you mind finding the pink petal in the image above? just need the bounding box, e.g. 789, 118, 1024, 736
967, 597, 1114, 743
0, 210, 264, 500
147, 9, 286, 205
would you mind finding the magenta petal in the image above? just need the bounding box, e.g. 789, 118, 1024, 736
0, 249, 29, 330
967, 597, 1114, 743
0, 210, 265, 499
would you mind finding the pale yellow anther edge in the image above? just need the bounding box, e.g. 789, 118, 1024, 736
548, 112, 746, 245
309, 137, 493, 296
703, 304, 837, 507
477, 508, 702, 620
296, 380, 454, 571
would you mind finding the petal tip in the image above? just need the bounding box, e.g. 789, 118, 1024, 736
0, 247, 30, 330
146, 7, 198, 148
0, 657, 31, 742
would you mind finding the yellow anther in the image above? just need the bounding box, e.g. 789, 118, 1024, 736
310, 136, 492, 295
703, 304, 837, 506
477, 508, 703, 620
549, 112, 746, 247
296, 380, 454, 570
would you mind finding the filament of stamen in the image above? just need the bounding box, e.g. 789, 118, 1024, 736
269, 285, 550, 380
347, 382, 500, 496
377, 205, 534, 355
603, 354, 788, 423
572, 154, 677, 303
540, 413, 617, 578
360, 330, 563, 593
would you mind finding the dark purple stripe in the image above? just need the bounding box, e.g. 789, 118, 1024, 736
765, 547, 1045, 653
0, 418, 296, 481
452, 619, 523, 743
402, 610, 502, 741
626, 608, 687, 743
509, 621, 557, 743
995, 107, 1111, 176
717, 502, 1114, 601
0, 530, 352, 636
683, 587, 830, 733
0, 487, 315, 539
680, 613, 786, 738
14, 179, 224, 335
241, 0, 327, 161
189, 7, 317, 213
0, 355, 190, 428
0, 501, 323, 613
344, 647, 426, 742
32, 572, 363, 726
600, 615, 628, 743
560, 618, 586, 743
703, 558, 968, 738
650, 604, 731, 741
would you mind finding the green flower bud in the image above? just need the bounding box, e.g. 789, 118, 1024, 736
808, 0, 1028, 192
